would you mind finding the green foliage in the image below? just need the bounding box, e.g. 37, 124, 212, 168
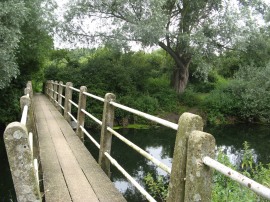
61, 0, 269, 93
144, 173, 168, 201
204, 63, 270, 124
44, 47, 180, 125
0, 0, 27, 89
212, 143, 270, 202
144, 143, 270, 202
0, 84, 22, 125
0, 0, 54, 125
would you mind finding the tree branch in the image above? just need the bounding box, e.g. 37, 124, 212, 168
158, 41, 185, 68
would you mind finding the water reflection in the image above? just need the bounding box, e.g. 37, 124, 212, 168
85, 124, 270, 202
218, 145, 258, 168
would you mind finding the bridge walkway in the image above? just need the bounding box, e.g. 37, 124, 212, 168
33, 94, 126, 202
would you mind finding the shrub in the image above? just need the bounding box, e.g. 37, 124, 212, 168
204, 62, 270, 124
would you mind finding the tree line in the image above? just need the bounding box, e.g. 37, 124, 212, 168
0, 0, 269, 126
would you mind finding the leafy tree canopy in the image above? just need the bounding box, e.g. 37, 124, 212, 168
0, 0, 55, 89
61, 0, 269, 93
0, 0, 27, 89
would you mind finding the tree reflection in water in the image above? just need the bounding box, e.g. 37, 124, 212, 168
84, 124, 270, 202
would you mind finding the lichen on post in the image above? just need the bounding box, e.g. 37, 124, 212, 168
63, 82, 73, 124
76, 86, 87, 141
167, 112, 204, 202
184, 131, 215, 202
57, 81, 64, 112
98, 93, 116, 177
4, 122, 41, 202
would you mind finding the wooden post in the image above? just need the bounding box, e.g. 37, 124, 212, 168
76, 86, 87, 141
49, 80, 53, 101
45, 81, 48, 96
64, 82, 73, 124
51, 81, 55, 102
167, 112, 204, 202
46, 80, 51, 97
98, 93, 116, 177
53, 81, 58, 105
4, 122, 41, 201
184, 131, 215, 202
57, 81, 64, 112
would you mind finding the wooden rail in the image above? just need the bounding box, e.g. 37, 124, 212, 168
46, 80, 270, 202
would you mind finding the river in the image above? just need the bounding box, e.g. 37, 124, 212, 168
85, 124, 270, 201
1, 124, 270, 201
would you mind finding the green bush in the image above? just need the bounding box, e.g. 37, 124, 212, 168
179, 86, 202, 107
204, 63, 270, 124
144, 142, 270, 202
212, 142, 270, 202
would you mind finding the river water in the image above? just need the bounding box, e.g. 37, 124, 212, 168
85, 124, 270, 201
1, 124, 270, 201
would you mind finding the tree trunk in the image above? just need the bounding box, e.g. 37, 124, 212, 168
171, 64, 189, 93
158, 41, 191, 94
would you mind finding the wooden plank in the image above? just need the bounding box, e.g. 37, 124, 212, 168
46, 119, 99, 202
52, 110, 126, 202
33, 96, 72, 202
33, 94, 126, 202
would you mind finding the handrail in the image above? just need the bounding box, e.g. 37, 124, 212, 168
83, 91, 105, 102
203, 156, 270, 200
4, 81, 41, 201
20, 105, 29, 125
107, 126, 171, 174
104, 152, 156, 202
79, 124, 157, 201
46, 80, 270, 202
110, 101, 178, 130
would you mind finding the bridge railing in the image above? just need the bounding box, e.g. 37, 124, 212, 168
46, 80, 270, 202
4, 81, 41, 202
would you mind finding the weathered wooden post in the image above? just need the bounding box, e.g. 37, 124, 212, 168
53, 81, 58, 105
46, 80, 51, 97
76, 86, 87, 141
49, 80, 54, 101
4, 122, 41, 202
98, 93, 116, 177
184, 131, 215, 202
64, 82, 73, 124
167, 112, 204, 202
51, 81, 55, 101
57, 81, 64, 112
45, 81, 49, 96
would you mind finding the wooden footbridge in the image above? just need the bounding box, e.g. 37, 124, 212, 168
3, 81, 270, 202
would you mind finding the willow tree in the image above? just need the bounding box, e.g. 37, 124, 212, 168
0, 0, 26, 89
62, 0, 268, 93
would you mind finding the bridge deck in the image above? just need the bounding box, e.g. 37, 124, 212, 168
33, 94, 126, 202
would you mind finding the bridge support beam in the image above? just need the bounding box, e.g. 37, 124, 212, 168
99, 93, 116, 177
